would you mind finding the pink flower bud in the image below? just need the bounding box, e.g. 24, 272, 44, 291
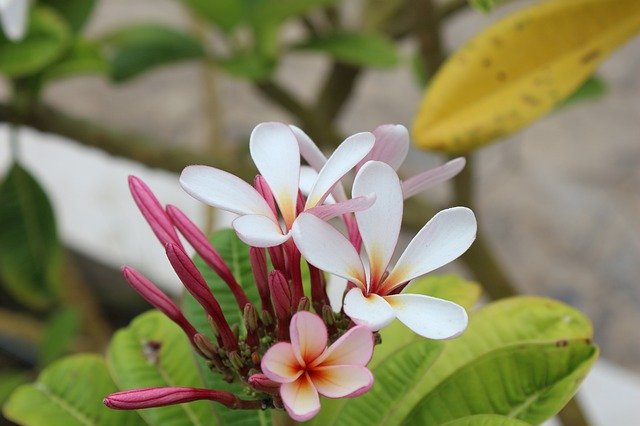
268, 270, 291, 341
253, 175, 278, 217
104, 387, 262, 410
248, 374, 280, 394
249, 247, 273, 314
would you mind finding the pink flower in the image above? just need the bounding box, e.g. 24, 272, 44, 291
260, 311, 374, 421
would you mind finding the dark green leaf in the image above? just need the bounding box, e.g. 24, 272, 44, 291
0, 163, 63, 309
214, 54, 275, 80
38, 308, 81, 367
107, 310, 212, 425
41, 38, 108, 83
3, 354, 141, 426
39, 0, 96, 33
103, 24, 205, 82
182, 0, 245, 32
252, 0, 341, 25
0, 7, 71, 77
294, 32, 399, 67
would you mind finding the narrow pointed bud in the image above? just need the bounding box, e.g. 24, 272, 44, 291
104, 387, 263, 410
296, 297, 310, 312
261, 309, 274, 327
165, 243, 237, 351
122, 266, 198, 345
251, 351, 261, 366
308, 263, 328, 313
193, 333, 217, 359
228, 351, 244, 371
128, 176, 183, 249
269, 270, 291, 341
249, 247, 273, 314
268, 245, 286, 275
286, 242, 304, 302
254, 175, 278, 216
243, 303, 260, 348
322, 305, 335, 326
248, 374, 280, 394
166, 205, 250, 310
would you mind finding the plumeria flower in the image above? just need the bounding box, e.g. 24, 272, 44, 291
0, 0, 28, 41
180, 122, 376, 248
260, 311, 374, 421
292, 161, 477, 339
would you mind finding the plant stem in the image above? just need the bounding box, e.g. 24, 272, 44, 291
414, 0, 446, 77
315, 62, 361, 125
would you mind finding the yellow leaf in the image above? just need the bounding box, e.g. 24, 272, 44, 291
412, 0, 640, 153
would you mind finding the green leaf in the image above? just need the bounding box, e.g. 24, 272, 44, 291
39, 0, 96, 33
38, 308, 81, 367
0, 163, 63, 309
3, 354, 141, 426
469, 0, 514, 13
214, 54, 276, 80
252, 0, 340, 25
182, 0, 245, 32
0, 7, 71, 77
294, 32, 399, 67
107, 310, 212, 425
103, 24, 205, 82
314, 296, 596, 425
441, 415, 531, 425
557, 75, 608, 108
0, 370, 29, 406
41, 39, 109, 83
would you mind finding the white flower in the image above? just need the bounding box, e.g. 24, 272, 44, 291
292, 161, 477, 339
180, 122, 375, 247
0, 0, 28, 42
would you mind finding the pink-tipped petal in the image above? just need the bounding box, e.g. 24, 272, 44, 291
305, 194, 375, 221
310, 366, 373, 398
180, 166, 273, 218
343, 288, 396, 331
292, 213, 366, 288
290, 125, 327, 172
401, 157, 466, 199
313, 325, 374, 367
261, 342, 303, 383
305, 132, 375, 208
280, 374, 321, 422
385, 293, 468, 339
290, 312, 328, 366
384, 207, 477, 291
326, 275, 348, 313
232, 214, 289, 247
352, 161, 403, 286
1, 0, 28, 41
250, 123, 300, 227
358, 124, 410, 171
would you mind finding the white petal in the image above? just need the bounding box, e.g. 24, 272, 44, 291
292, 213, 366, 288
326, 275, 347, 313
385, 293, 468, 339
401, 157, 466, 199
305, 132, 375, 208
305, 195, 374, 221
250, 122, 300, 226
352, 161, 403, 287
180, 165, 274, 218
290, 125, 327, 172
1, 0, 28, 41
299, 166, 336, 204
384, 207, 477, 292
232, 215, 289, 247
343, 288, 395, 331
358, 124, 409, 171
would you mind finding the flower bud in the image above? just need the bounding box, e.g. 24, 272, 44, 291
228, 351, 244, 371
296, 297, 310, 312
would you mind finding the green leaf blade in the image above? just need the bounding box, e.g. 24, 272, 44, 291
294, 32, 399, 67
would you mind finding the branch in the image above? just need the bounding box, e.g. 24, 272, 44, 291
438, 0, 470, 20
315, 62, 361, 124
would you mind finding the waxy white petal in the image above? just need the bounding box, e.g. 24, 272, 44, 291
313, 325, 374, 367
305, 132, 374, 208
232, 215, 289, 247
250, 122, 300, 226
180, 165, 274, 218
384, 207, 476, 291
1, 0, 28, 41
292, 213, 366, 288
299, 166, 335, 204
306, 195, 374, 221
280, 374, 320, 422
326, 275, 348, 313
290, 311, 328, 366
401, 157, 466, 199
310, 365, 373, 398
358, 124, 410, 171
385, 293, 468, 339
352, 161, 403, 286
290, 125, 327, 172
343, 288, 395, 331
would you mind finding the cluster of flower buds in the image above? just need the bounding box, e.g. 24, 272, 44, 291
104, 122, 477, 421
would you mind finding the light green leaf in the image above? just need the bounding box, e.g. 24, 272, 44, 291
182, 0, 245, 32
252, 0, 340, 25
0, 370, 29, 406
558, 74, 607, 108
469, 0, 514, 13
41, 39, 108, 83
38, 308, 81, 367
214, 54, 275, 80
3, 354, 141, 426
294, 32, 399, 67
39, 0, 96, 33
0, 163, 63, 310
103, 24, 205, 82
441, 414, 531, 425
107, 310, 213, 425
0, 7, 71, 77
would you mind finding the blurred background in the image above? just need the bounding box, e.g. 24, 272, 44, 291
0, 0, 639, 424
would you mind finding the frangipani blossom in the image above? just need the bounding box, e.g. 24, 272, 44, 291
0, 0, 28, 41
260, 311, 374, 421
180, 122, 375, 248
292, 161, 477, 339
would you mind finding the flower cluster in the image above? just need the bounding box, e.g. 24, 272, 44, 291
103, 122, 477, 421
